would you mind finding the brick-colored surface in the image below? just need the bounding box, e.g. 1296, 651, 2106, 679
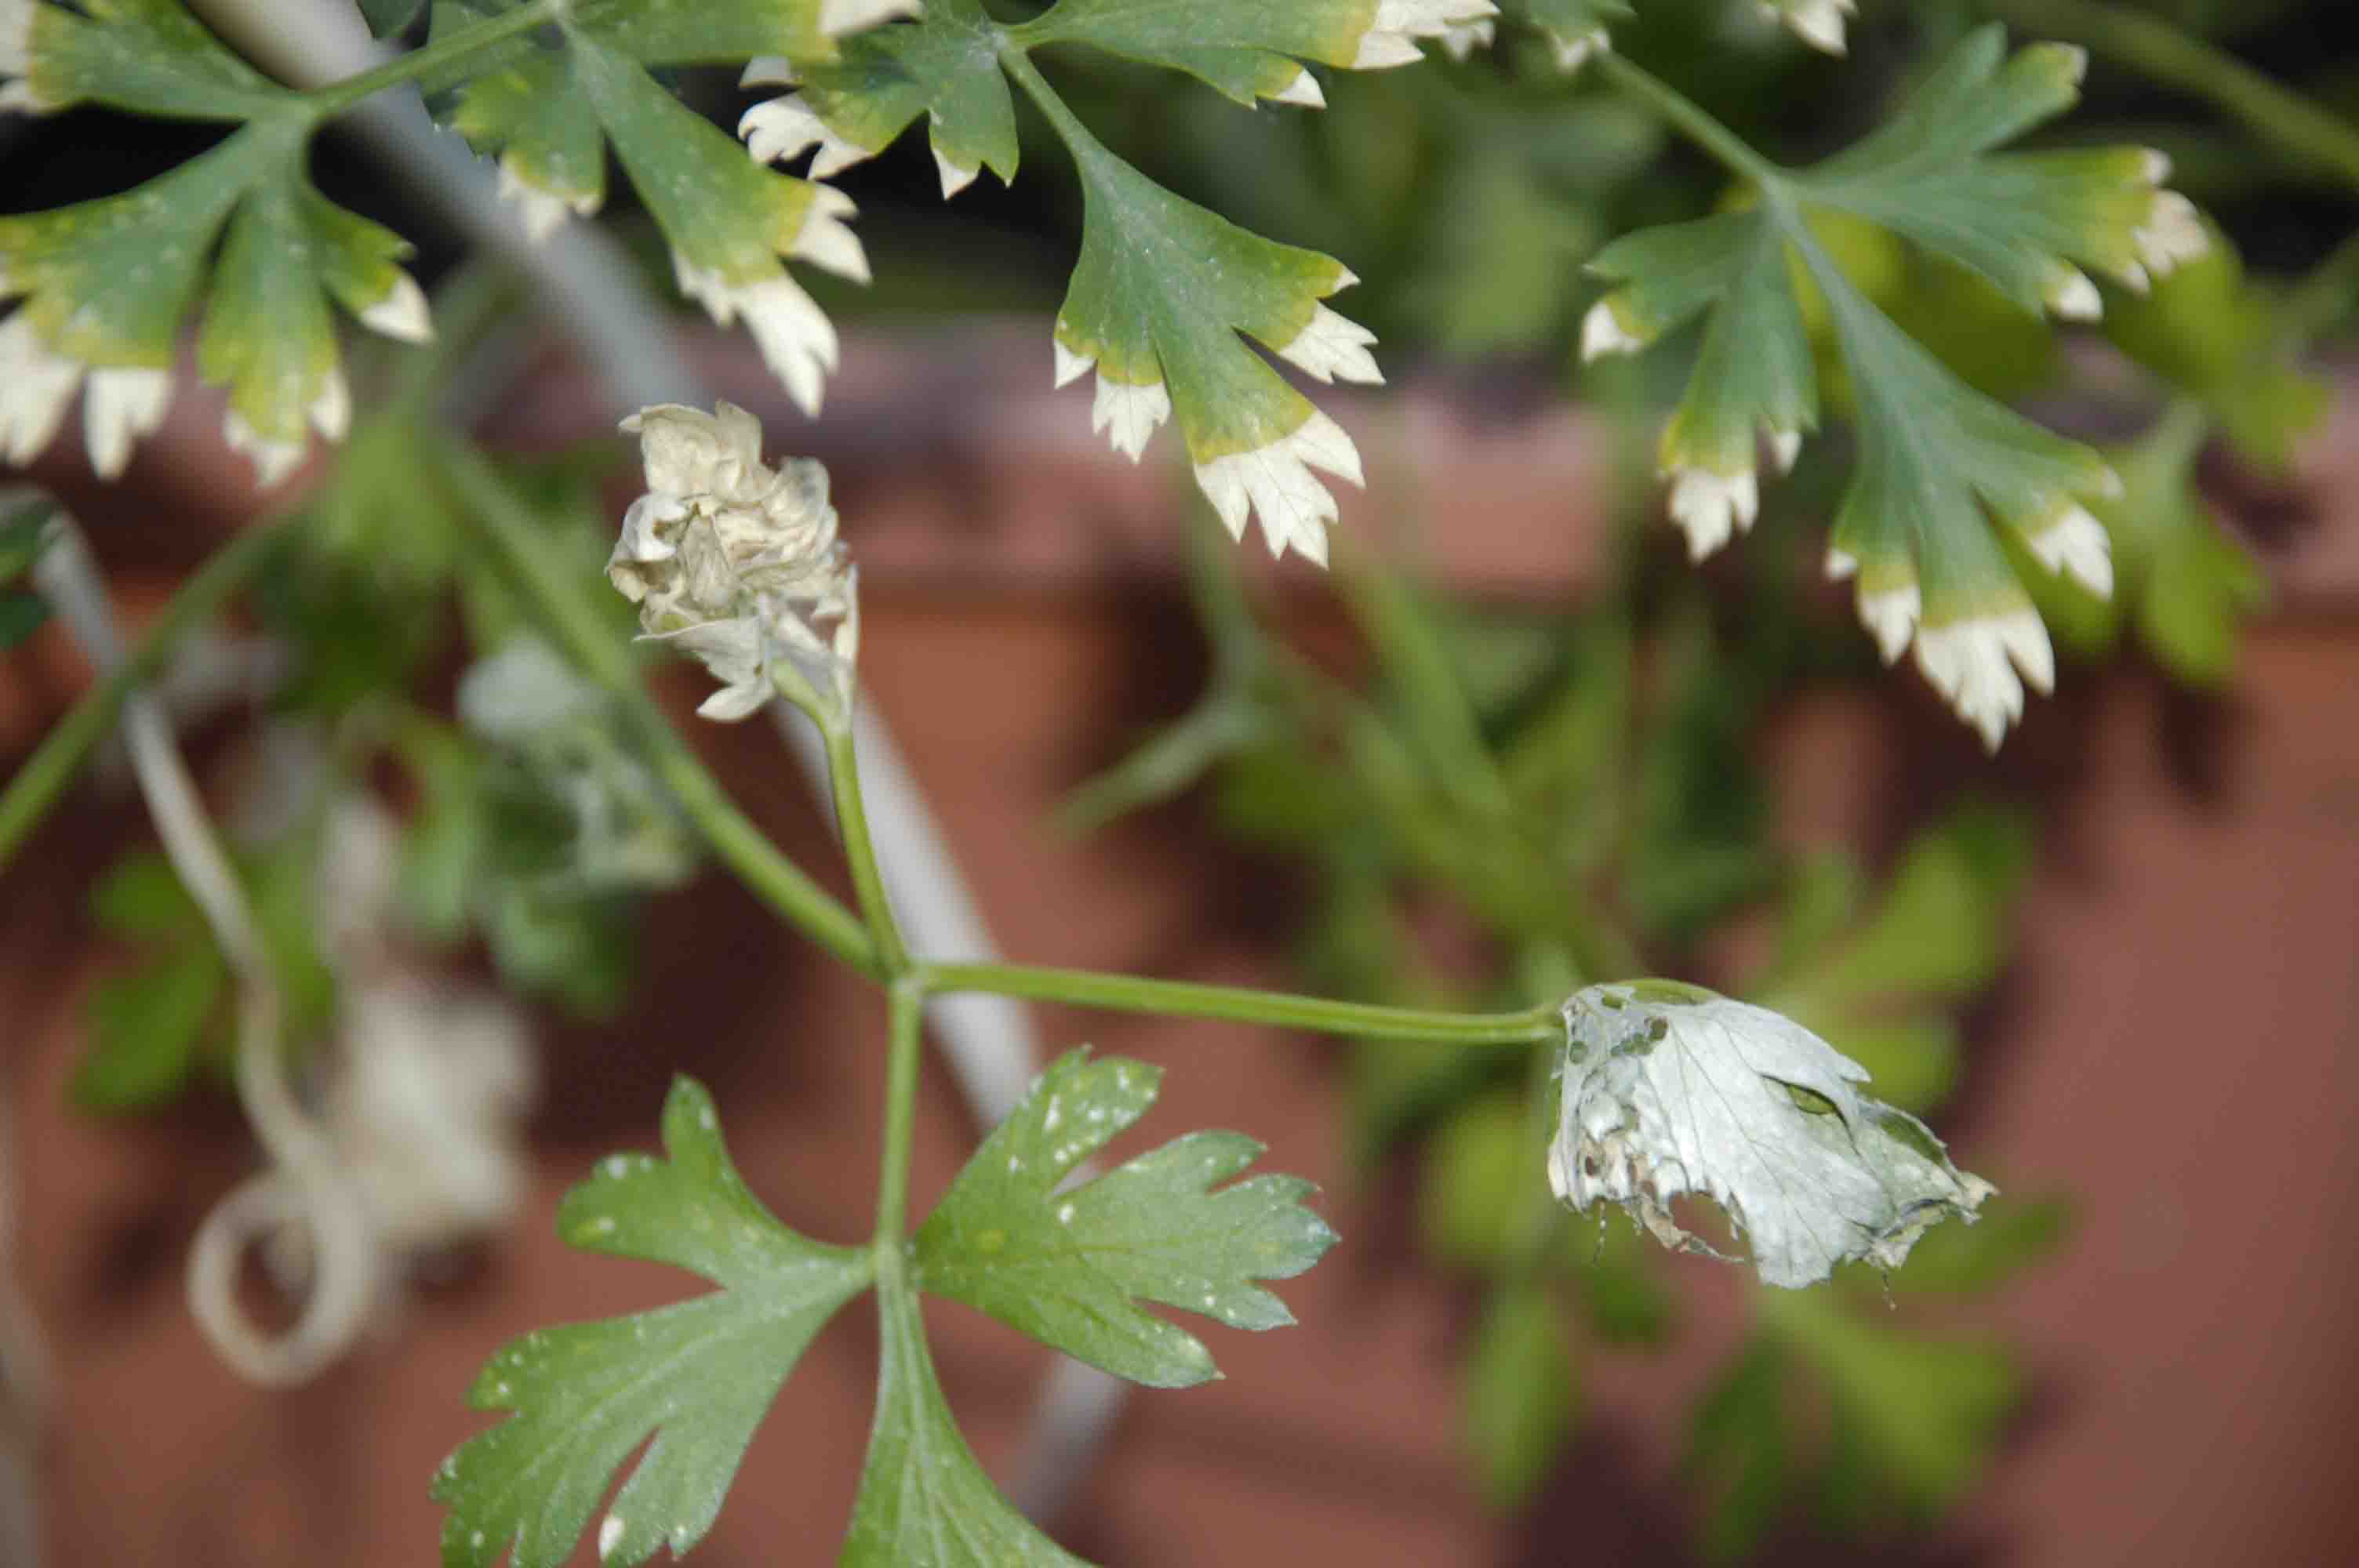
5, 328, 2358, 1565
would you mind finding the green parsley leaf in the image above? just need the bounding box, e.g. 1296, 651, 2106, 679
1507, 2, 1630, 69
360, 0, 428, 38
0, 120, 431, 481
914, 1047, 1338, 1389
1587, 26, 2210, 748
428, 0, 870, 414
1020, 76, 1380, 566
841, 1277, 1094, 1567
742, 0, 1020, 200
434, 1078, 871, 1568
3, 0, 290, 121
78, 943, 227, 1112
1015, 0, 1497, 107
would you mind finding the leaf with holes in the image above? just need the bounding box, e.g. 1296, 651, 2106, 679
915, 1047, 1339, 1388
1583, 26, 2210, 748
433, 1078, 870, 1568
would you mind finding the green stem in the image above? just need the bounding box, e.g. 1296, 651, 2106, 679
434, 439, 880, 976
0, 517, 294, 873
999, 42, 1111, 166
1595, 54, 1784, 185
918, 961, 1568, 1047
1983, 0, 2359, 197
826, 720, 911, 975
872, 979, 928, 1265
303, 0, 561, 118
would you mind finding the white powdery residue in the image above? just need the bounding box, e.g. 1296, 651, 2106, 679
1043, 1096, 1063, 1133
599, 1514, 626, 1562
1057, 1203, 1077, 1225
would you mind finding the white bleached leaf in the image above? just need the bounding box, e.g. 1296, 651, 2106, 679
1762, 0, 1856, 56
1276, 302, 1384, 385
932, 145, 980, 199
1912, 609, 2054, 753
1091, 373, 1172, 463
739, 94, 873, 180
1191, 408, 1363, 567
1269, 67, 1326, 107
496, 159, 599, 244
2025, 503, 2114, 597
82, 366, 172, 479
1438, 20, 1495, 61
0, 314, 79, 464
1351, 1, 1500, 67
1666, 465, 1758, 561
820, 0, 921, 34
1551, 982, 1994, 1288
1545, 27, 1610, 73
358, 271, 434, 344
222, 411, 305, 491
609, 402, 860, 721
1579, 297, 1643, 361
671, 256, 839, 419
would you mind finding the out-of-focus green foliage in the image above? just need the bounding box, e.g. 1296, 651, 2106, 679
1063, 503, 2070, 1548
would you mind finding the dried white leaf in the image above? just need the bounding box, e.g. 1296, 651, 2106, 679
1550, 982, 1994, 1288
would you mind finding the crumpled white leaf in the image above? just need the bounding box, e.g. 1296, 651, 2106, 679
1550, 981, 1993, 1287
605, 401, 860, 720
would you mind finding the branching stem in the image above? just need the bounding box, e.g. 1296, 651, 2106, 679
1595, 53, 1785, 187
918, 962, 1566, 1047
433, 440, 882, 976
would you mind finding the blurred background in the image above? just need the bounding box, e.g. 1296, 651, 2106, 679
4, 0, 2359, 1563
